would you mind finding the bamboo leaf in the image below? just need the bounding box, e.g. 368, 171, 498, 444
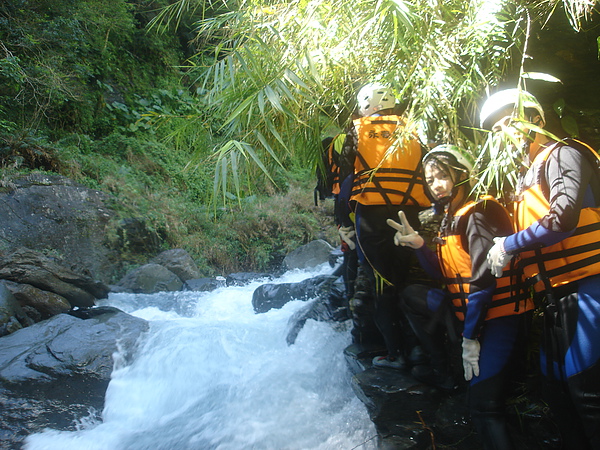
230, 148, 242, 201
264, 85, 283, 112
220, 93, 257, 129
243, 144, 277, 185
254, 130, 284, 167
522, 72, 562, 83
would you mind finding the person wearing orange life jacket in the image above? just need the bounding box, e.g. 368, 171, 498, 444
315, 134, 345, 206
389, 145, 534, 450
483, 88, 600, 449
338, 83, 431, 370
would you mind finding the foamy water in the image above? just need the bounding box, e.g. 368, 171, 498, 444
24, 264, 377, 450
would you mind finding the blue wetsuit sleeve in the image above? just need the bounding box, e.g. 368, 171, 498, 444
463, 286, 494, 339
504, 144, 596, 254
504, 220, 574, 253
336, 174, 355, 227
414, 244, 443, 279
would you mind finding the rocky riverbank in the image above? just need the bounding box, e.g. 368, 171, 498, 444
0, 173, 561, 449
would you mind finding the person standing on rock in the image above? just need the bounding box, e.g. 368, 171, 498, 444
482, 88, 600, 449
389, 145, 534, 449
338, 83, 431, 370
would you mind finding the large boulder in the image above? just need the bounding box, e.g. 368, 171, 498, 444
283, 239, 335, 270
0, 282, 34, 336
0, 307, 148, 385
0, 248, 109, 308
116, 263, 183, 294
150, 248, 201, 282
0, 307, 149, 448
0, 173, 121, 283
252, 274, 337, 313
2, 280, 71, 320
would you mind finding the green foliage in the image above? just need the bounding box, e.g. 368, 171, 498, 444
0, 0, 185, 138
2, 0, 599, 279
0, 131, 61, 170
155, 0, 527, 204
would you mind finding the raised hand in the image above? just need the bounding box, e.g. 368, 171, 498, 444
386, 211, 424, 249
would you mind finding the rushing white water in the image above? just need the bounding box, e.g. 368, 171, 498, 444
24, 264, 377, 450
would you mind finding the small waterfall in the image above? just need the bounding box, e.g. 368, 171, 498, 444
24, 264, 377, 450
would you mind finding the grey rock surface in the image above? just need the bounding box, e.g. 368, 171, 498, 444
0, 173, 119, 283
283, 239, 335, 270
116, 263, 183, 294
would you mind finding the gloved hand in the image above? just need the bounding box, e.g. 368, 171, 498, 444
338, 226, 356, 250
386, 211, 424, 249
486, 236, 511, 278
462, 337, 480, 381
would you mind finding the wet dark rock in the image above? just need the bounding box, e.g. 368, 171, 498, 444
115, 263, 183, 294
0, 282, 34, 336
252, 274, 337, 313
283, 239, 335, 270
2, 280, 71, 320
226, 272, 273, 286
253, 269, 352, 342
150, 248, 201, 282
184, 277, 226, 292
0, 309, 147, 384
0, 173, 120, 284
0, 307, 148, 449
0, 247, 110, 308
285, 281, 351, 345
345, 342, 563, 449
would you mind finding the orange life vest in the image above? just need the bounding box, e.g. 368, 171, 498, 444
350, 115, 430, 207
515, 139, 600, 293
328, 135, 343, 195
438, 197, 534, 321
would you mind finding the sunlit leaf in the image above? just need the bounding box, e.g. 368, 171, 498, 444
522, 72, 562, 83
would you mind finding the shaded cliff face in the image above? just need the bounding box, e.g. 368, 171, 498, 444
0, 173, 163, 285
0, 173, 119, 283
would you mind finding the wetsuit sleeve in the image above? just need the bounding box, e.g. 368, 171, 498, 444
504, 145, 595, 254
462, 205, 512, 339
414, 244, 443, 280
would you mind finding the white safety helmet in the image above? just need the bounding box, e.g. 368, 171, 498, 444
422, 144, 476, 188
479, 88, 545, 129
356, 84, 396, 117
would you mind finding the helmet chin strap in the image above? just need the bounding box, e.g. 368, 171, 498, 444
433, 182, 463, 212
436, 194, 452, 207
